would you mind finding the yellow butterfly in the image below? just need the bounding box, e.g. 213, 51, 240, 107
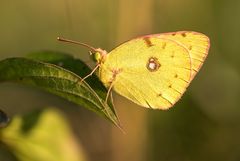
58, 31, 210, 110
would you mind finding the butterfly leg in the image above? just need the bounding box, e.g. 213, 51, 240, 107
105, 81, 114, 104
78, 64, 100, 83
104, 68, 122, 103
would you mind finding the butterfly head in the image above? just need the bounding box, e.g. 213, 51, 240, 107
91, 48, 108, 64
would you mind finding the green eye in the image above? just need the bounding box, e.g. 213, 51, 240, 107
92, 52, 101, 63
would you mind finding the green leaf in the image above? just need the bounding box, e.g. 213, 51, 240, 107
27, 51, 111, 102
0, 108, 88, 161
0, 52, 120, 128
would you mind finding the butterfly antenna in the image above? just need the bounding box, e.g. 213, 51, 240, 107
57, 37, 97, 52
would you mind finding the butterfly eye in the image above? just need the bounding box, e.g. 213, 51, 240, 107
146, 57, 161, 72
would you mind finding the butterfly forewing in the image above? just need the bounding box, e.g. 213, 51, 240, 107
99, 37, 192, 109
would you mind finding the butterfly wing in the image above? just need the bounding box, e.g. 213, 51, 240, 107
99, 37, 192, 109
155, 31, 210, 80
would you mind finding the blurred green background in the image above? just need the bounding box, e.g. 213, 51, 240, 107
0, 0, 240, 161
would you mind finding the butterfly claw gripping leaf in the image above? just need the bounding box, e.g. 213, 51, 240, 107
59, 31, 210, 110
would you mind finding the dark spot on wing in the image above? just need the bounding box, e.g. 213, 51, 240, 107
181, 32, 187, 37
143, 37, 154, 47
146, 57, 161, 72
